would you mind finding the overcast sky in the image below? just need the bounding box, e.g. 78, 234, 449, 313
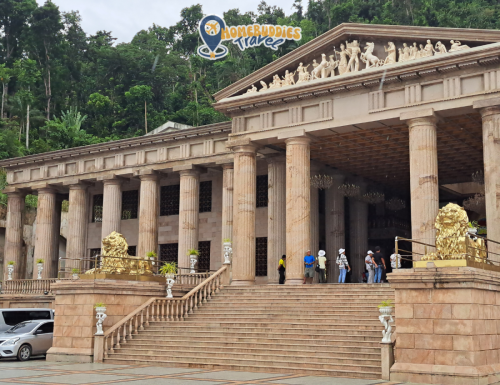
37, 0, 295, 43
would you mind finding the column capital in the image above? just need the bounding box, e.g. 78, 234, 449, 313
102, 177, 123, 186
233, 144, 258, 155
284, 136, 311, 146
138, 173, 159, 182
478, 106, 500, 119
473, 97, 500, 112
226, 138, 260, 152
5, 190, 26, 198
68, 182, 90, 191
400, 108, 437, 127
222, 163, 234, 170
37, 187, 58, 195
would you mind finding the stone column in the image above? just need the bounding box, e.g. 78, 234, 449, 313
66, 184, 88, 271
285, 137, 311, 285
267, 156, 286, 284
349, 181, 368, 283
221, 164, 234, 262
479, 106, 500, 261
138, 173, 159, 259
178, 169, 199, 269
101, 178, 123, 240
403, 111, 439, 259
310, 167, 320, 258
34, 188, 60, 278
325, 173, 345, 283
3, 192, 25, 280
232, 145, 257, 285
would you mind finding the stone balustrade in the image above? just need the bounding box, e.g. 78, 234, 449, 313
1, 278, 69, 294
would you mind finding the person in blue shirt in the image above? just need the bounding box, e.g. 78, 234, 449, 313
303, 250, 316, 284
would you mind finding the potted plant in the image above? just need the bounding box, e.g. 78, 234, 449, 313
94, 303, 107, 335
147, 251, 157, 268
7, 261, 15, 280
223, 239, 232, 264
468, 221, 479, 236
71, 268, 80, 279
378, 299, 394, 316
159, 262, 178, 298
188, 249, 199, 273
36, 259, 44, 280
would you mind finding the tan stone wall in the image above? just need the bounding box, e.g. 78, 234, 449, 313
0, 295, 54, 309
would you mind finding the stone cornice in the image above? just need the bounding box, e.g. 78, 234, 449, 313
0, 122, 232, 169
214, 43, 500, 113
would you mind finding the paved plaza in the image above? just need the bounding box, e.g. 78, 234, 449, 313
0, 359, 413, 385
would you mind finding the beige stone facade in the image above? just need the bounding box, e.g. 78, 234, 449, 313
1, 23, 500, 287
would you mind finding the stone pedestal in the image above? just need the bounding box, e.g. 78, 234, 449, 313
178, 169, 200, 269
137, 173, 159, 259
221, 164, 234, 263
102, 178, 122, 240
46, 279, 164, 363
3, 192, 25, 280
267, 156, 286, 284
285, 137, 311, 285
389, 266, 500, 384
325, 174, 345, 283
232, 145, 257, 285
402, 110, 439, 259
66, 184, 88, 270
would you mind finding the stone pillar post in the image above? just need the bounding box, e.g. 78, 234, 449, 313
325, 173, 345, 283
66, 184, 88, 271
34, 188, 60, 278
178, 169, 200, 270
221, 164, 234, 262
402, 110, 439, 259
101, 178, 122, 240
232, 145, 257, 285
310, 165, 320, 258
285, 137, 311, 285
138, 173, 159, 259
349, 181, 368, 283
3, 192, 26, 280
479, 106, 500, 261
267, 156, 286, 284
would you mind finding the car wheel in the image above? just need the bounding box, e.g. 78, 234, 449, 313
17, 345, 32, 361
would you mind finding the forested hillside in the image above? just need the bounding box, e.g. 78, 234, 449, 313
1, 0, 500, 162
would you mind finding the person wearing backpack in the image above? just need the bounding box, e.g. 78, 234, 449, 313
336, 248, 351, 283
317, 250, 327, 283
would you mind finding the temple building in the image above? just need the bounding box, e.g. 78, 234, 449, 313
1, 23, 499, 286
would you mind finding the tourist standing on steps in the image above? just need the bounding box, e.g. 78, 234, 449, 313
390, 249, 401, 270
365, 250, 375, 284
372, 246, 386, 283
336, 248, 351, 283
317, 250, 327, 283
278, 255, 286, 284
303, 250, 315, 284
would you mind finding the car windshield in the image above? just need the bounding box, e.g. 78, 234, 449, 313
5, 321, 38, 334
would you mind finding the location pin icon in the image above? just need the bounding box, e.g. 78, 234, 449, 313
199, 15, 225, 58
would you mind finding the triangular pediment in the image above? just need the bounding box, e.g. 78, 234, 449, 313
214, 23, 500, 102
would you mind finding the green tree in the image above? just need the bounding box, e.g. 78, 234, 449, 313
0, 64, 12, 118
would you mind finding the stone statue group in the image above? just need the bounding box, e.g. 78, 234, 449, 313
246, 39, 470, 94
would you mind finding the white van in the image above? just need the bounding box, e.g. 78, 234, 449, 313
0, 309, 54, 333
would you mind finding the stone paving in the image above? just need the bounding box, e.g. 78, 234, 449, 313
0, 359, 414, 385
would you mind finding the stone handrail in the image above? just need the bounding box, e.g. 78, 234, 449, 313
1, 279, 68, 294
95, 264, 229, 362
174, 271, 211, 285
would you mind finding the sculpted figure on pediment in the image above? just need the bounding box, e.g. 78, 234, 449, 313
269, 74, 282, 89
311, 53, 329, 79
398, 48, 404, 62
417, 44, 424, 59
327, 55, 339, 77
296, 62, 311, 84
409, 43, 418, 60
361, 42, 380, 68
424, 40, 435, 57
246, 84, 258, 93
435, 41, 447, 55
345, 40, 362, 72
449, 40, 470, 52
259, 81, 268, 92
335, 44, 349, 75
383, 42, 397, 65
402, 43, 411, 61
282, 70, 296, 86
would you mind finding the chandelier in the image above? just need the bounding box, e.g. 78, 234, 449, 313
385, 197, 406, 211
361, 192, 385, 205
472, 170, 484, 185
463, 193, 485, 214
338, 183, 360, 197
310, 174, 333, 190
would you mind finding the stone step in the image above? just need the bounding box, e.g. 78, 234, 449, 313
181, 316, 382, 324
112, 346, 381, 363
104, 357, 381, 379
147, 321, 384, 330
224, 284, 392, 290
121, 339, 382, 353
193, 309, 382, 315
208, 297, 392, 302
106, 352, 382, 373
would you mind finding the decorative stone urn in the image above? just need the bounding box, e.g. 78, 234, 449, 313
37, 263, 44, 280
378, 306, 394, 343
95, 307, 107, 335
223, 242, 232, 264
189, 255, 198, 274
468, 227, 478, 236
72, 273, 80, 280
165, 273, 175, 298
7, 264, 14, 280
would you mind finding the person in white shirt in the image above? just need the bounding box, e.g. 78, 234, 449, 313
317, 250, 327, 283
365, 250, 375, 284
336, 248, 351, 283
390, 249, 401, 269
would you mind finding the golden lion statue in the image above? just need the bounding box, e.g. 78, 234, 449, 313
422, 203, 486, 261
86, 231, 154, 275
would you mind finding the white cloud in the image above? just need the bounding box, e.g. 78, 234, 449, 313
36, 0, 296, 43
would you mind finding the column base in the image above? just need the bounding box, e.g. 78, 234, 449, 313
231, 279, 255, 286
285, 279, 304, 285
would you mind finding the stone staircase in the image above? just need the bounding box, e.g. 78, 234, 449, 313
104, 284, 394, 379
